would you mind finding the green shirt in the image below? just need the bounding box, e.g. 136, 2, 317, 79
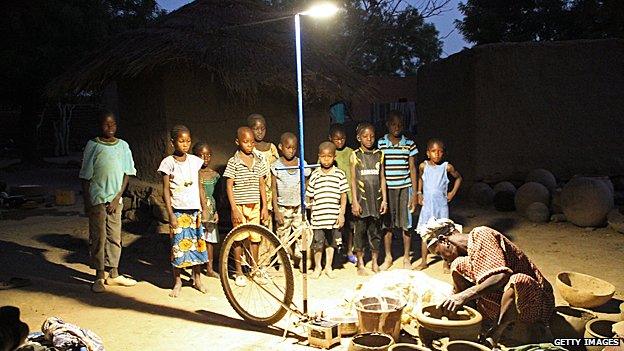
334, 146, 354, 202
79, 138, 136, 206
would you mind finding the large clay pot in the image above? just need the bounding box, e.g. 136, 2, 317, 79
526, 169, 557, 193
493, 181, 516, 194
526, 202, 550, 222
349, 332, 394, 351
584, 319, 616, 351
515, 182, 550, 214
556, 272, 615, 308
561, 177, 614, 227
470, 183, 494, 206
494, 191, 515, 212
442, 340, 491, 351
415, 304, 482, 342
551, 306, 597, 338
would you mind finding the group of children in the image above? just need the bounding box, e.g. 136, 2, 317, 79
80, 109, 462, 297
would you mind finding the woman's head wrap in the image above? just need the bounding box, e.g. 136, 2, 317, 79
423, 217, 462, 254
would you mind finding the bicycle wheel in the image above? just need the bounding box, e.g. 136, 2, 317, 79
219, 223, 294, 326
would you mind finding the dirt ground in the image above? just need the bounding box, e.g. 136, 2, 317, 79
1, 165, 623, 351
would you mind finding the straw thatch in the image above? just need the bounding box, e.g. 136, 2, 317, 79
49, 0, 376, 101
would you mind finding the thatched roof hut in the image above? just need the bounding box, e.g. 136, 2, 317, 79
51, 0, 373, 102
51, 0, 375, 181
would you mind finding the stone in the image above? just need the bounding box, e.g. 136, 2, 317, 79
470, 182, 494, 206
607, 208, 624, 234
525, 169, 557, 193
526, 202, 550, 223
493, 181, 516, 194
494, 190, 516, 212
561, 177, 614, 227
515, 182, 550, 214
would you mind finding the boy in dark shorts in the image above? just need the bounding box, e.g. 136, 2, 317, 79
377, 111, 418, 270
306, 142, 348, 279
350, 123, 387, 275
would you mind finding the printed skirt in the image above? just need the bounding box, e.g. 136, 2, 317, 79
170, 209, 208, 268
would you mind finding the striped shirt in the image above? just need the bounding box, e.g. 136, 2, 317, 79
377, 134, 418, 189
223, 151, 269, 205
307, 166, 348, 229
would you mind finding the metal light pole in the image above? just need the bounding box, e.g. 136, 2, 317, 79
293, 3, 338, 315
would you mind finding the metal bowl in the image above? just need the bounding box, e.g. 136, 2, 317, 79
328, 315, 359, 336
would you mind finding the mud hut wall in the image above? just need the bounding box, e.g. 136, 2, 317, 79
472, 40, 624, 181
416, 51, 478, 184
116, 72, 168, 182
161, 66, 329, 172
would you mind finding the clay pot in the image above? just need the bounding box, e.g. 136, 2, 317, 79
561, 177, 614, 227
356, 296, 406, 342
515, 182, 550, 214
470, 183, 494, 206
526, 169, 557, 193
493, 191, 515, 212
388, 343, 431, 351
526, 202, 550, 223
551, 306, 597, 338
442, 340, 491, 351
349, 332, 394, 351
493, 181, 516, 194
584, 319, 616, 351
556, 272, 615, 308
415, 304, 482, 342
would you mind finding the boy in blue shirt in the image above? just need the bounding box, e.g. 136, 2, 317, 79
377, 111, 418, 270
79, 110, 137, 293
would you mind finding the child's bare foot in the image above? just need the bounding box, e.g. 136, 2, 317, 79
443, 264, 450, 274
311, 269, 322, 279
413, 263, 428, 271
403, 259, 412, 269
357, 267, 371, 276
324, 269, 335, 279
193, 281, 207, 294
380, 258, 393, 271
372, 264, 380, 273
169, 282, 182, 298
206, 270, 219, 279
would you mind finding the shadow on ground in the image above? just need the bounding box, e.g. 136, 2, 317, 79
0, 239, 303, 340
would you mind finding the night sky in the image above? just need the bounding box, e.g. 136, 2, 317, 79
157, 0, 471, 57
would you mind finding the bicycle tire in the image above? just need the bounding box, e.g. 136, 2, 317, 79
219, 223, 294, 326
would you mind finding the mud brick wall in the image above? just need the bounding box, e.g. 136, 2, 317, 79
417, 39, 624, 183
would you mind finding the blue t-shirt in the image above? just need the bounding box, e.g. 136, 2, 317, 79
377, 134, 418, 189
79, 138, 136, 206
271, 157, 310, 207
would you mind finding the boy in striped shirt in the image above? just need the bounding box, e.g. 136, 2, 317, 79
224, 126, 270, 287
306, 142, 348, 279
377, 111, 419, 270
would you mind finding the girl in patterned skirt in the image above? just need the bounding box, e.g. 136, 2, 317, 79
158, 125, 208, 297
